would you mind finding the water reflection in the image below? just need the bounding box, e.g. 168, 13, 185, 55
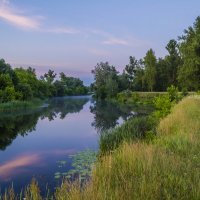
0, 96, 152, 193
0, 97, 90, 150
90, 100, 135, 133
0, 154, 40, 180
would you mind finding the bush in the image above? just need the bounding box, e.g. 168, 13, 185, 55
153, 95, 172, 119
167, 85, 179, 102
131, 92, 139, 103
181, 88, 188, 97
117, 90, 132, 103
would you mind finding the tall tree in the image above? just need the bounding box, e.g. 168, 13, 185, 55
92, 62, 119, 99
178, 16, 200, 90
144, 49, 157, 91
165, 39, 181, 86
155, 58, 169, 91
42, 69, 57, 84
124, 56, 137, 90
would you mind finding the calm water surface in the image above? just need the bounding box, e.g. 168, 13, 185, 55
0, 96, 147, 192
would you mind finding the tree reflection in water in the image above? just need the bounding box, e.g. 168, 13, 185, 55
90, 100, 135, 134
0, 97, 90, 150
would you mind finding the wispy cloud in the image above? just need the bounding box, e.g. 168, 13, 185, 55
90, 29, 130, 46
46, 27, 79, 34
0, 0, 80, 35
0, 0, 40, 29
103, 38, 129, 46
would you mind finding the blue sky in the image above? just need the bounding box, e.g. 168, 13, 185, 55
0, 0, 200, 84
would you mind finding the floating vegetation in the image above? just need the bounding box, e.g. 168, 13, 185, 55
54, 149, 97, 183
57, 160, 67, 168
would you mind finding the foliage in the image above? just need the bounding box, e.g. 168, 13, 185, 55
167, 85, 179, 102
144, 49, 157, 92
153, 94, 172, 119
178, 16, 200, 91
0, 59, 88, 104
165, 39, 181, 86
91, 62, 119, 99
124, 56, 137, 90
117, 90, 132, 103
153, 85, 180, 119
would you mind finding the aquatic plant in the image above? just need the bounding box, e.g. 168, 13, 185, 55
54, 149, 97, 183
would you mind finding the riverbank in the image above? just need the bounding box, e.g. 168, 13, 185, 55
0, 99, 44, 112
1, 95, 199, 199
58, 95, 200, 200
116, 90, 195, 105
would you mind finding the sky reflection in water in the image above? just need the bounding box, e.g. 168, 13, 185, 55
0, 96, 139, 192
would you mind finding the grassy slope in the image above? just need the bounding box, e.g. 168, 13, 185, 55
57, 96, 200, 200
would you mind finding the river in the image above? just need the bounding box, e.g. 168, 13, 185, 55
0, 96, 148, 193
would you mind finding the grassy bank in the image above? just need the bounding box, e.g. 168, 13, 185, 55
1, 96, 200, 199
54, 96, 199, 200
116, 90, 195, 105
0, 99, 43, 112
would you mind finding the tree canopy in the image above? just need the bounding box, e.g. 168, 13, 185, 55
0, 60, 88, 103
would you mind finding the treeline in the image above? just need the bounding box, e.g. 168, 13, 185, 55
0, 60, 88, 103
92, 17, 200, 99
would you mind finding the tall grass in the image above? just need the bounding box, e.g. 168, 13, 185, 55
63, 96, 199, 200
1, 96, 200, 199
0, 99, 42, 112
99, 116, 154, 154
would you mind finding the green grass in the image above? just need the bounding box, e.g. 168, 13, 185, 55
99, 116, 155, 154
116, 91, 195, 105
0, 99, 43, 112
1, 96, 200, 199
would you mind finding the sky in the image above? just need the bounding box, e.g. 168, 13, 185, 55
0, 0, 200, 85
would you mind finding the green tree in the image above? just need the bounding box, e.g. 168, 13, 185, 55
59, 72, 87, 96
178, 16, 200, 90
54, 80, 65, 97
42, 69, 57, 84
118, 72, 129, 92
165, 39, 181, 86
14, 67, 39, 98
0, 74, 13, 90
155, 58, 169, 91
133, 59, 146, 91
124, 56, 137, 90
0, 59, 18, 85
91, 62, 119, 99
16, 83, 33, 100
144, 49, 157, 91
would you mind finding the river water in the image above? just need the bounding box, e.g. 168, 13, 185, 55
0, 96, 148, 193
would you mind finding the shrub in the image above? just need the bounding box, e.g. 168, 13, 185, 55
117, 90, 132, 103
153, 94, 172, 119
167, 85, 179, 102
